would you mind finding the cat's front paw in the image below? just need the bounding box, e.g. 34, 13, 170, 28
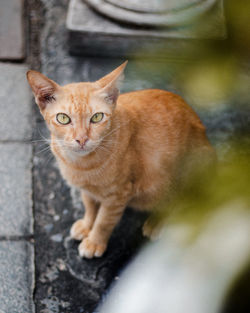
78, 237, 107, 259
70, 219, 90, 241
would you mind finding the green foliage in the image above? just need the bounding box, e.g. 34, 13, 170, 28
162, 139, 250, 236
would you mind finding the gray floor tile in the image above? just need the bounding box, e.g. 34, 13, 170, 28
0, 0, 25, 60
0, 63, 32, 141
0, 241, 34, 313
0, 143, 33, 236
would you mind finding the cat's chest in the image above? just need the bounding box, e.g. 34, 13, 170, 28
59, 162, 96, 186
61, 164, 119, 202
58, 159, 112, 195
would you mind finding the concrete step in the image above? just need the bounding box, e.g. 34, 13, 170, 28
66, 0, 226, 58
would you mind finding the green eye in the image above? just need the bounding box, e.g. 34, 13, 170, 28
90, 112, 104, 123
56, 113, 71, 125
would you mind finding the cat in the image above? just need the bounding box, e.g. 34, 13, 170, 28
27, 61, 215, 258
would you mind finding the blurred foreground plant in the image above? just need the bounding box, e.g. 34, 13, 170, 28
99, 139, 250, 313
99, 1, 250, 312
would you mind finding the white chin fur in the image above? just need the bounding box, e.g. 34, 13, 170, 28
73, 149, 91, 156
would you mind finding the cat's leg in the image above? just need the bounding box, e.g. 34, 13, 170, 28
78, 203, 125, 258
70, 191, 99, 241
142, 183, 173, 240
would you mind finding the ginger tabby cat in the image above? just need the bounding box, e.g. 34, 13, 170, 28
27, 62, 215, 258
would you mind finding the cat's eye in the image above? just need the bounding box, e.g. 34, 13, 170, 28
90, 112, 104, 123
56, 113, 71, 125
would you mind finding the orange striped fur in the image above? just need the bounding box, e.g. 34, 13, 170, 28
27, 62, 215, 258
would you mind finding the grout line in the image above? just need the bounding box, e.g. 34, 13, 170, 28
0, 139, 33, 144
0, 235, 34, 241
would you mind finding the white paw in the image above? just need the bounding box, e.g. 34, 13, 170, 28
78, 237, 107, 259
70, 219, 90, 241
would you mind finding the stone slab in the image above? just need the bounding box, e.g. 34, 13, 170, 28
0, 0, 25, 60
0, 63, 32, 141
84, 0, 218, 27
0, 241, 34, 313
0, 143, 33, 236
67, 0, 226, 57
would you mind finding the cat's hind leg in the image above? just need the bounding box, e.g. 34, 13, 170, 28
70, 191, 99, 241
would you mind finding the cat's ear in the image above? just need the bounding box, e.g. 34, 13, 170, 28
26, 70, 60, 110
95, 61, 128, 106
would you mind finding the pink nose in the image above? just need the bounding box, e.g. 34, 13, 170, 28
75, 138, 88, 148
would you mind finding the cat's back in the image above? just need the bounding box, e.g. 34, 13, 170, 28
116, 89, 214, 210
117, 88, 214, 170
117, 89, 206, 136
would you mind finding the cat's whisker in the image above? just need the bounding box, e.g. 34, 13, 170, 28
53, 139, 77, 148
98, 138, 114, 144
101, 121, 130, 140
31, 139, 50, 144
34, 143, 50, 151
94, 146, 103, 163
44, 152, 55, 167
53, 139, 66, 143
37, 127, 51, 142
101, 126, 122, 139
102, 127, 121, 139
95, 145, 117, 164
35, 146, 52, 155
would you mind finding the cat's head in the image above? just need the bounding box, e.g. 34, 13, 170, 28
27, 61, 127, 156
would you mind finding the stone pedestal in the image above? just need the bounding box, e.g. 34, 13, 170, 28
66, 0, 226, 58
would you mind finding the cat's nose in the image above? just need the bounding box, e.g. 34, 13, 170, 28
75, 138, 88, 148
